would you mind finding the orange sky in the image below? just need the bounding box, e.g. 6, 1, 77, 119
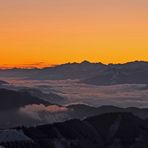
0, 0, 148, 68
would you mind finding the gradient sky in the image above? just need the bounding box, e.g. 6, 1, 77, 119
0, 0, 148, 68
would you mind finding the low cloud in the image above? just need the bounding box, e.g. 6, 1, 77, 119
20, 104, 68, 121
20, 104, 67, 113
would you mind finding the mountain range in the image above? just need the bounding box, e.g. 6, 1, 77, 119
0, 61, 148, 85
0, 88, 50, 110
1, 88, 148, 128
1, 112, 148, 148
1, 87, 148, 147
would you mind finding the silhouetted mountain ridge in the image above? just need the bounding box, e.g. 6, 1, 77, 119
0, 88, 50, 110
0, 61, 106, 80
19, 88, 66, 104
67, 104, 148, 119
83, 61, 148, 85
0, 80, 9, 85
0, 60, 148, 85
1, 112, 148, 148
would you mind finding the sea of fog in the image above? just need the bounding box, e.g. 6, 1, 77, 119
3, 78, 148, 108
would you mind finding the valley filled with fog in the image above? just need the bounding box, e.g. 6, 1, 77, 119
3, 78, 148, 108
1, 62, 148, 148
0, 76, 148, 128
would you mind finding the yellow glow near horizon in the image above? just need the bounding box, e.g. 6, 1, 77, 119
0, 0, 148, 68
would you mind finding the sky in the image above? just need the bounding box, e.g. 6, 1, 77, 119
0, 0, 148, 68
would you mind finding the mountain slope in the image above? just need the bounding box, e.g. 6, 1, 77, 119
83, 61, 148, 85
0, 80, 8, 85
2, 112, 147, 148
0, 61, 148, 85
19, 88, 66, 104
0, 89, 50, 110
67, 104, 148, 119
0, 61, 106, 80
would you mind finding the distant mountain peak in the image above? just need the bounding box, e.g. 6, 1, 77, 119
81, 60, 91, 64
80, 60, 104, 65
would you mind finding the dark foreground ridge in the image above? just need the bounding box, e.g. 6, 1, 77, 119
1, 112, 148, 148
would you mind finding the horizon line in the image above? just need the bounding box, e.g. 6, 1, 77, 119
0, 60, 147, 70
